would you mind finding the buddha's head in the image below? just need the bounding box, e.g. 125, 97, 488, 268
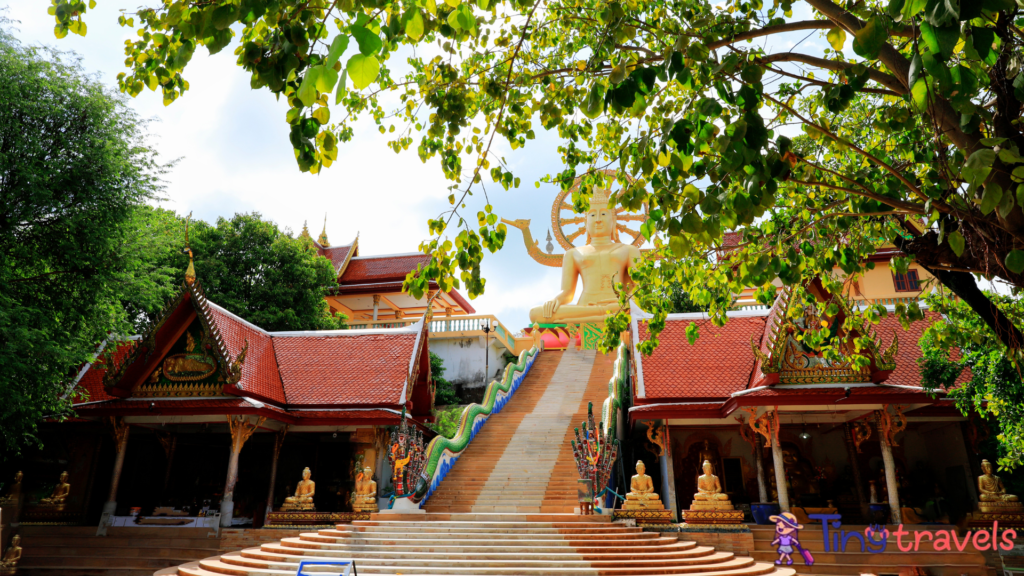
302, 467, 311, 480
363, 466, 373, 476
702, 460, 713, 475
585, 188, 617, 242
10, 535, 20, 547
982, 459, 993, 474
59, 471, 69, 483
635, 460, 646, 474
14, 471, 22, 483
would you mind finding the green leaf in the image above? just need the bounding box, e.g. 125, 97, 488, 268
910, 78, 930, 111
908, 52, 923, 87
852, 17, 888, 59
963, 148, 996, 186
609, 60, 628, 84
972, 27, 999, 66
312, 107, 330, 124
920, 22, 959, 61
1006, 250, 1024, 274
948, 229, 965, 257
325, 35, 350, 68
640, 218, 655, 240
352, 26, 383, 56
346, 54, 379, 89
582, 83, 605, 119
212, 4, 238, 30
297, 67, 321, 107
998, 184, 1015, 217
924, 0, 959, 26
316, 66, 339, 93
1013, 73, 1024, 103
981, 183, 1003, 215
405, 10, 424, 41
902, 0, 928, 19
826, 28, 846, 51
335, 66, 348, 104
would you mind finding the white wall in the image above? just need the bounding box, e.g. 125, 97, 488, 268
429, 336, 508, 388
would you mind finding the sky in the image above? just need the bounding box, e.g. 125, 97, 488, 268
3, 1, 849, 330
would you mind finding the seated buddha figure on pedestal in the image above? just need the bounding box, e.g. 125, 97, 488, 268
623, 460, 664, 510
690, 460, 734, 510
978, 459, 1022, 513
352, 466, 378, 513
280, 467, 315, 511
38, 471, 70, 510
529, 188, 642, 325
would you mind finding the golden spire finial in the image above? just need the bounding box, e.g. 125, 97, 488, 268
318, 214, 330, 247
299, 220, 311, 239
184, 211, 196, 286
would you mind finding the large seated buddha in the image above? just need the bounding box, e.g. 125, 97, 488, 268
529, 188, 641, 325
623, 460, 664, 510
689, 460, 735, 511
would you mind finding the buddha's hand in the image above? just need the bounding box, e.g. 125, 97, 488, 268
543, 298, 561, 319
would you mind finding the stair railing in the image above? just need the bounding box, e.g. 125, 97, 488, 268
410, 344, 543, 505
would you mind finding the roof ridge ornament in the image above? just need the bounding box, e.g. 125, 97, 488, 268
318, 214, 330, 247
184, 212, 196, 286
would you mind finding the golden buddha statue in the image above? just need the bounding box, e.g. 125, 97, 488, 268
352, 466, 378, 513
0, 471, 22, 507
529, 188, 641, 325
623, 460, 663, 510
0, 534, 21, 572
39, 471, 70, 510
977, 459, 1022, 513
690, 460, 734, 511
280, 467, 315, 511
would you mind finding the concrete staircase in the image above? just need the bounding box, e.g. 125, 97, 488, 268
749, 524, 993, 576
427, 350, 615, 513
162, 513, 796, 576
17, 526, 221, 576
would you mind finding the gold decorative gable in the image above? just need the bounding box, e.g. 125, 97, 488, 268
133, 326, 224, 398
752, 284, 898, 385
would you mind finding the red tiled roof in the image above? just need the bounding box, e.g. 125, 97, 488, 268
318, 245, 352, 272
273, 332, 417, 406
73, 341, 135, 404
340, 254, 431, 284
872, 311, 951, 388
207, 302, 286, 405
637, 315, 766, 401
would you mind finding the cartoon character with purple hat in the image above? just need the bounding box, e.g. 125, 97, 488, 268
769, 512, 814, 566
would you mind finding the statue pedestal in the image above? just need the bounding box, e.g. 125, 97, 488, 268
682, 508, 744, 525
264, 511, 370, 527
612, 508, 673, 527
379, 497, 424, 514
965, 509, 1024, 529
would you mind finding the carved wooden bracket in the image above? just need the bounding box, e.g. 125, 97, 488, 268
740, 407, 779, 448
876, 405, 907, 446
107, 416, 130, 453
850, 421, 873, 453
227, 415, 266, 454
643, 421, 666, 458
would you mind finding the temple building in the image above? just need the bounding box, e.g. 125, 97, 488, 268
626, 280, 982, 528
6, 266, 433, 531
300, 221, 476, 324
302, 220, 532, 394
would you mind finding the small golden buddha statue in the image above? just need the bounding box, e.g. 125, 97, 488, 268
352, 467, 378, 513
0, 534, 22, 573
978, 459, 1022, 513
690, 460, 734, 511
280, 467, 315, 511
623, 460, 663, 510
39, 471, 70, 510
529, 188, 642, 325
0, 471, 22, 507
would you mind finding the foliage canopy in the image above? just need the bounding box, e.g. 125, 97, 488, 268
0, 25, 163, 454
52, 0, 1024, 355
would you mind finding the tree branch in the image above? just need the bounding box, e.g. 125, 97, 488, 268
758, 52, 905, 94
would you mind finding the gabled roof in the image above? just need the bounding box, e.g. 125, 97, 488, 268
629, 291, 955, 420
339, 253, 432, 285
317, 235, 358, 276
73, 278, 431, 424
